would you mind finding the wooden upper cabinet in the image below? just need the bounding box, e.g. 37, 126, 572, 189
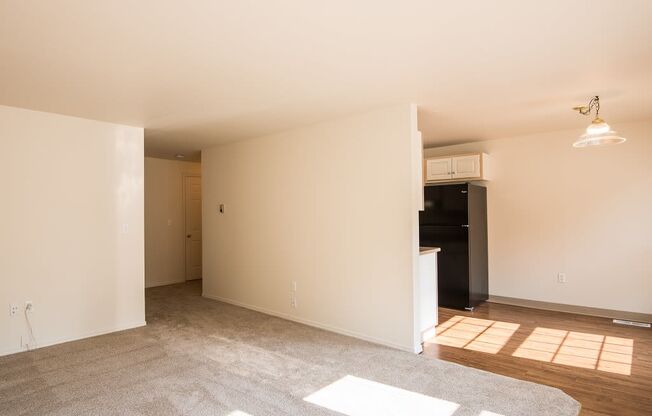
424, 153, 490, 183
452, 154, 481, 179
425, 158, 452, 182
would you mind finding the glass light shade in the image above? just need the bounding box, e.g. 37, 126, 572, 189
586, 120, 610, 134
573, 130, 626, 148
573, 117, 626, 148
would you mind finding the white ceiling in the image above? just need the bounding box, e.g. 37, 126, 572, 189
1, 1, 651, 161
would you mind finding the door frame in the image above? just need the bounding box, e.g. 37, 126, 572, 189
182, 173, 202, 281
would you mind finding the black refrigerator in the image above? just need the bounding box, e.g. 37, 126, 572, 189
419, 183, 488, 310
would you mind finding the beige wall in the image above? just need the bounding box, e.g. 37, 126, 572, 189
424, 120, 652, 314
0, 105, 145, 356
202, 105, 422, 352
145, 157, 201, 288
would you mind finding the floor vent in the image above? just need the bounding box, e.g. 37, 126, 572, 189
612, 319, 651, 328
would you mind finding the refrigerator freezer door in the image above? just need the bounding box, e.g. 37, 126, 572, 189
420, 184, 468, 226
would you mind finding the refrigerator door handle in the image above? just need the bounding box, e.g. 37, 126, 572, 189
461, 224, 470, 228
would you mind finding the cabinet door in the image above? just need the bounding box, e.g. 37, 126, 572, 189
452, 154, 481, 179
426, 158, 452, 181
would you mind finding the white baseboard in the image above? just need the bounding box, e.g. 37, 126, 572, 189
421, 325, 437, 342
145, 279, 185, 288
0, 320, 147, 357
488, 295, 652, 323
202, 292, 418, 353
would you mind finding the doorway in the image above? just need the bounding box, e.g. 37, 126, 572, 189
144, 157, 202, 288
184, 175, 202, 281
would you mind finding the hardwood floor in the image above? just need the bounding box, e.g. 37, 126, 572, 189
421, 302, 652, 416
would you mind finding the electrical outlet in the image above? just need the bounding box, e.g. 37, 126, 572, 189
25, 301, 33, 312
9, 304, 18, 317
557, 273, 567, 284
290, 293, 297, 308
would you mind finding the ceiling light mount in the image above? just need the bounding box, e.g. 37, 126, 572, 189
572, 96, 626, 148
572, 95, 600, 117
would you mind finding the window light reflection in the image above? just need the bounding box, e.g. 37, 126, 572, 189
512, 328, 633, 375
304, 375, 460, 416
426, 315, 520, 354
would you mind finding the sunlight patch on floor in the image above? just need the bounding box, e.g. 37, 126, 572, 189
513, 327, 633, 375
425, 315, 520, 354
304, 375, 460, 416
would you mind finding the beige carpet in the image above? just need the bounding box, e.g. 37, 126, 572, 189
0, 281, 579, 415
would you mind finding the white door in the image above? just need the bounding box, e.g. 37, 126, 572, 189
184, 176, 202, 280
452, 155, 481, 179
426, 158, 452, 182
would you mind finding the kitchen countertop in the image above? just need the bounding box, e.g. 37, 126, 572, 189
419, 247, 441, 255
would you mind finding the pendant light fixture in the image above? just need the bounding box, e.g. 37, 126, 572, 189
572, 96, 626, 148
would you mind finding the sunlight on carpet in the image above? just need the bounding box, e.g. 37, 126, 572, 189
304, 375, 460, 416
